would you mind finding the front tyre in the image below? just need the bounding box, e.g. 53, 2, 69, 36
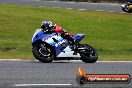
80, 44, 98, 63
32, 44, 54, 63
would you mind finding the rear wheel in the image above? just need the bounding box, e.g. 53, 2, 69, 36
32, 44, 54, 63
80, 44, 98, 63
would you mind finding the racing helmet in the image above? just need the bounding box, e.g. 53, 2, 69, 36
41, 21, 53, 29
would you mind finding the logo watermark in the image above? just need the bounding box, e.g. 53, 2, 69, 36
76, 66, 131, 85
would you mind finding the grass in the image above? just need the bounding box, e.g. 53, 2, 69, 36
0, 4, 132, 61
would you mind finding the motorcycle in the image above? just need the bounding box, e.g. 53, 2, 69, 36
32, 28, 98, 63
121, 4, 132, 13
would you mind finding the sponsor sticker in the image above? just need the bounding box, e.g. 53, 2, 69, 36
76, 66, 131, 85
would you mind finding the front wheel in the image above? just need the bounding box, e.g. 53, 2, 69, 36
80, 44, 98, 63
32, 44, 54, 63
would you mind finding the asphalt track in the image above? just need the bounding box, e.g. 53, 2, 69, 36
0, 60, 132, 88
0, 0, 122, 12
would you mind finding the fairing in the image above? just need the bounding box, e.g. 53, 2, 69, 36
32, 29, 85, 58
72, 34, 85, 41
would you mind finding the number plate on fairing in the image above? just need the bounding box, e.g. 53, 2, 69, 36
57, 46, 81, 58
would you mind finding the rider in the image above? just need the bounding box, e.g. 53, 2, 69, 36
41, 21, 79, 46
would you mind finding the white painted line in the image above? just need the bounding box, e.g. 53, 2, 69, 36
0, 59, 132, 62
121, 12, 126, 13
95, 10, 103, 12
70, 60, 132, 62
77, 9, 86, 10
97, 61, 132, 62
95, 10, 116, 13
38, 5, 125, 14
58, 60, 132, 62
0, 59, 22, 61
94, 10, 128, 14
82, 2, 121, 6
14, 84, 71, 87
108, 11, 116, 13
66, 8, 73, 10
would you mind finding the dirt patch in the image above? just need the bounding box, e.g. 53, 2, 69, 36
0, 47, 16, 52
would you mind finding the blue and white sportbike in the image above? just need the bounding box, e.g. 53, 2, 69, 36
32, 29, 98, 63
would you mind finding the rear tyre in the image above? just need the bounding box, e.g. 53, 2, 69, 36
32, 44, 54, 63
80, 44, 98, 63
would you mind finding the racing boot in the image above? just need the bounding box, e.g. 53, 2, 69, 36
73, 40, 80, 55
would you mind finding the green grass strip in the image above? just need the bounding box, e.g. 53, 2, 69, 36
0, 4, 132, 60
